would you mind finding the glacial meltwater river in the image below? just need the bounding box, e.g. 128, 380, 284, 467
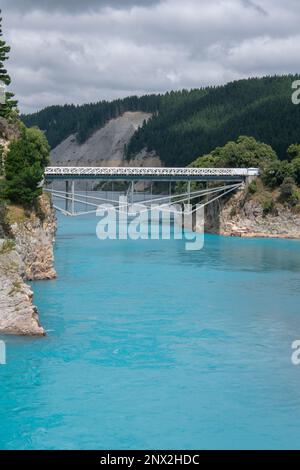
1, 211, 300, 450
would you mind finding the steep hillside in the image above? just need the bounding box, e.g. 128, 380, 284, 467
127, 75, 300, 165
21, 95, 161, 150
50, 111, 159, 167
22, 75, 300, 168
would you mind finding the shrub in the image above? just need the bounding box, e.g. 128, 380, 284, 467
280, 177, 299, 206
280, 177, 295, 198
292, 158, 300, 186
0, 144, 4, 176
290, 190, 299, 207
262, 198, 275, 216
262, 160, 294, 188
0, 239, 15, 254
0, 201, 11, 237
248, 180, 257, 194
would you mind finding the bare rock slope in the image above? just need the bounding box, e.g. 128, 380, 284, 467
51, 111, 160, 168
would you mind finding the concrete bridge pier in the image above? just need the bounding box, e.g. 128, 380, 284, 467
65, 180, 75, 215
245, 168, 259, 186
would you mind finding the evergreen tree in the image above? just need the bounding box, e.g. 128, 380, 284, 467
0, 10, 18, 119
4, 125, 50, 206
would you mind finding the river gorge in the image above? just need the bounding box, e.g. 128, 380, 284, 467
1, 210, 300, 449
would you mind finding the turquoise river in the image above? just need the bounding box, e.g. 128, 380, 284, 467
1, 212, 300, 450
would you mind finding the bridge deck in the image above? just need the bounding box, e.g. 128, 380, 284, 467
45, 167, 259, 182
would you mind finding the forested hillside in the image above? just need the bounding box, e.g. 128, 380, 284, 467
22, 75, 300, 166
21, 95, 162, 149
127, 75, 300, 165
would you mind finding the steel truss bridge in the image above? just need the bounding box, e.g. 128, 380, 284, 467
45, 166, 259, 182
44, 166, 259, 217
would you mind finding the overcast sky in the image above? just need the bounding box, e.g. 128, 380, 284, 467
1, 0, 300, 113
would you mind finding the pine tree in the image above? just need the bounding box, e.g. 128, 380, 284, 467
0, 10, 18, 119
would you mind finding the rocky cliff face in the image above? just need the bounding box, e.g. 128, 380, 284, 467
10, 195, 57, 280
203, 186, 300, 238
0, 242, 45, 335
0, 194, 56, 335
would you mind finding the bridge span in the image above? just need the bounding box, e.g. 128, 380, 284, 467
44, 166, 259, 216
45, 166, 259, 182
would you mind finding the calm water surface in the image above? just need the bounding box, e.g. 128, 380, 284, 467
1, 212, 300, 449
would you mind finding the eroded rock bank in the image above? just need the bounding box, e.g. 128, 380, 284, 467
0, 194, 56, 336
202, 186, 300, 239
0, 242, 44, 335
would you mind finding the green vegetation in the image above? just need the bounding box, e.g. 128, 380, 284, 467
188, 136, 300, 212
262, 144, 300, 189
279, 177, 299, 206
0, 11, 18, 119
127, 75, 300, 165
4, 124, 50, 206
0, 143, 4, 175
0, 239, 15, 254
262, 198, 275, 216
0, 201, 10, 236
191, 136, 277, 169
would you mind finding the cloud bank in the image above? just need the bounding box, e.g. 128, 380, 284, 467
1, 0, 300, 113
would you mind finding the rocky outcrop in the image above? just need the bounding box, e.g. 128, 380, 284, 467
0, 241, 44, 335
10, 196, 57, 280
0, 194, 56, 335
202, 186, 300, 239
0, 117, 20, 142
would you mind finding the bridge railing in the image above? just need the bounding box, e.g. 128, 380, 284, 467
44, 167, 260, 178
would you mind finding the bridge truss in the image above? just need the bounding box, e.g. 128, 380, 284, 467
45, 166, 259, 182
44, 166, 258, 217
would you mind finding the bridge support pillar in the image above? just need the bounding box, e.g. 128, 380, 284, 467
131, 181, 134, 204
187, 181, 191, 205
65, 181, 70, 213
65, 180, 75, 215
71, 180, 75, 215
245, 175, 256, 185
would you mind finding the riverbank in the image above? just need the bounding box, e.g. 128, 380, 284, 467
0, 194, 56, 335
203, 183, 300, 239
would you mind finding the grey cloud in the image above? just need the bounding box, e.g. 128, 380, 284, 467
2, 0, 300, 113
240, 0, 268, 16
1, 0, 159, 14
